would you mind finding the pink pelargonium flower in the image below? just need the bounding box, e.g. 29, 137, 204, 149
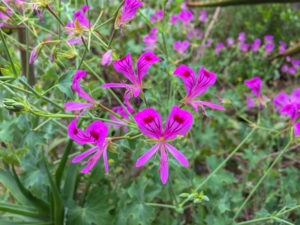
251, 39, 261, 52
227, 38, 234, 47
170, 15, 179, 24
105, 105, 133, 132
64, 70, 96, 111
151, 10, 164, 23
244, 77, 267, 109
173, 40, 190, 55
178, 10, 194, 23
68, 115, 110, 173
238, 32, 246, 45
214, 42, 224, 56
264, 43, 275, 55
264, 35, 273, 44
134, 106, 193, 184
279, 41, 287, 54
274, 89, 300, 122
65, 5, 91, 44
240, 43, 249, 52
294, 122, 300, 137
199, 11, 207, 23
173, 65, 225, 114
143, 28, 158, 51
119, 0, 143, 24
102, 52, 161, 105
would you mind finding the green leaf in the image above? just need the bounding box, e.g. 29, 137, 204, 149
57, 71, 74, 98
0, 201, 41, 218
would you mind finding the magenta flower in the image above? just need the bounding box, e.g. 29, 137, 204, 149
264, 43, 275, 55
274, 89, 300, 121
143, 28, 158, 51
178, 10, 194, 23
119, 0, 143, 24
173, 65, 225, 114
226, 38, 234, 47
240, 43, 249, 52
64, 70, 95, 112
29, 45, 41, 64
69, 115, 110, 173
281, 64, 288, 73
199, 11, 207, 23
251, 38, 261, 52
65, 5, 91, 44
264, 35, 273, 44
170, 15, 179, 24
151, 10, 164, 23
279, 41, 287, 54
244, 77, 267, 109
134, 106, 193, 184
186, 28, 198, 39
105, 105, 133, 132
206, 38, 213, 47
214, 42, 224, 56
173, 40, 190, 55
102, 52, 161, 105
238, 33, 245, 45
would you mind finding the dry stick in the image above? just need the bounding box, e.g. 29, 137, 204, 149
193, 7, 221, 63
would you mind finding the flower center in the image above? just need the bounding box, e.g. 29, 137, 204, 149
174, 114, 184, 124
183, 71, 190, 77
90, 130, 100, 140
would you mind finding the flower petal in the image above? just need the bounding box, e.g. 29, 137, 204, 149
136, 143, 160, 167
244, 77, 261, 98
160, 145, 168, 184
137, 52, 161, 83
165, 143, 189, 167
102, 142, 109, 174
81, 149, 103, 173
273, 92, 290, 111
134, 108, 163, 139
113, 53, 137, 85
64, 102, 94, 111
120, 0, 143, 23
72, 70, 95, 103
72, 146, 98, 163
294, 122, 300, 137
173, 65, 196, 96
163, 105, 193, 140
190, 66, 216, 99
85, 121, 108, 147
101, 83, 133, 89
291, 89, 300, 104
68, 117, 92, 145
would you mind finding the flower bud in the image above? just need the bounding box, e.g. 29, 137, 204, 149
102, 50, 113, 66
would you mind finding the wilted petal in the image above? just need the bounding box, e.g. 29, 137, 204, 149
102, 50, 113, 66
113, 53, 137, 85
273, 93, 290, 111
134, 108, 163, 139
190, 66, 217, 99
137, 52, 161, 83
165, 143, 189, 167
163, 105, 193, 140
64, 102, 94, 111
120, 0, 143, 23
173, 65, 196, 95
72, 146, 98, 163
136, 143, 160, 167
29, 45, 40, 64
72, 70, 95, 103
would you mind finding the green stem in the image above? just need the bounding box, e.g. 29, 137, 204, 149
145, 203, 176, 209
0, 29, 18, 77
233, 134, 293, 220
180, 128, 256, 207
46, 5, 65, 27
